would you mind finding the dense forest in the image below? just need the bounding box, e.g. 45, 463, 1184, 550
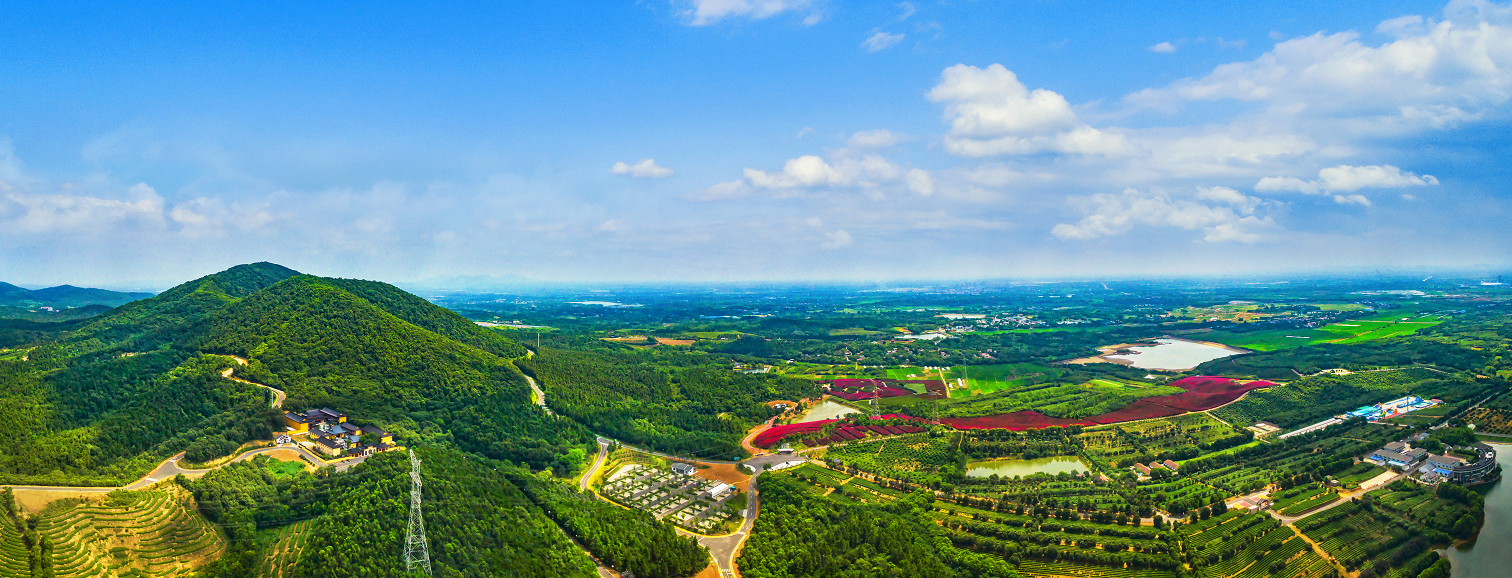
520, 348, 815, 459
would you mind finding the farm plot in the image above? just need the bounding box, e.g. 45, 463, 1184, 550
1464, 407, 1512, 435
38, 487, 224, 578
256, 520, 311, 578
824, 434, 957, 481
935, 508, 1178, 576
0, 509, 29, 578
1295, 501, 1410, 572
1179, 512, 1331, 578
596, 466, 743, 534
1016, 559, 1176, 578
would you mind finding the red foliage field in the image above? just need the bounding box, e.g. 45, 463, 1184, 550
940, 376, 1275, 431
752, 414, 923, 448
1084, 400, 1184, 424
939, 411, 1095, 431
825, 378, 934, 401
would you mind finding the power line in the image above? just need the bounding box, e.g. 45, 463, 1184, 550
404, 449, 432, 576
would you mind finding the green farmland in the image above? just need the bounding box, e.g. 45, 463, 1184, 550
1198, 307, 1448, 352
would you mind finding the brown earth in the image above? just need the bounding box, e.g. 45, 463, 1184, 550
696, 463, 752, 492
655, 337, 696, 346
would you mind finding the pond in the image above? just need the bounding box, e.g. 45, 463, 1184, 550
797, 399, 861, 423
966, 455, 1089, 478
1442, 444, 1512, 577
1104, 338, 1242, 370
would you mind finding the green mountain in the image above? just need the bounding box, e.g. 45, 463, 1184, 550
0, 281, 152, 309
0, 262, 585, 486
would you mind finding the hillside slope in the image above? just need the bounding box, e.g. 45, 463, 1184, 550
0, 262, 585, 486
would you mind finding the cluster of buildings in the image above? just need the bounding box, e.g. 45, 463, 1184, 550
1347, 395, 1440, 422
1366, 439, 1499, 485
1132, 459, 1181, 477
282, 408, 395, 458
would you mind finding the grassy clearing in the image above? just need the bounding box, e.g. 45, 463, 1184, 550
1201, 307, 1448, 352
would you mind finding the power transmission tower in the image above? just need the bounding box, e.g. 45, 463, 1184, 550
404, 450, 432, 576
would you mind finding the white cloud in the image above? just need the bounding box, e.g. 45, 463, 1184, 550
611, 159, 675, 178
1150, 42, 1177, 53
862, 31, 905, 52
680, 0, 819, 26
598, 220, 621, 232
1255, 164, 1436, 205
690, 151, 932, 200
795, 127, 816, 139
927, 64, 1135, 157
2, 184, 166, 234
905, 168, 934, 196
1051, 187, 1278, 243
821, 229, 854, 248
846, 129, 902, 149
1124, 9, 1512, 127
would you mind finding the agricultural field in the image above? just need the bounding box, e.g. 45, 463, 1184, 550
940, 363, 1070, 395
1, 505, 29, 578
823, 433, 959, 483
1176, 511, 1334, 578
1079, 412, 1250, 468
1211, 367, 1451, 429
1296, 501, 1411, 573
1189, 465, 1273, 495
256, 520, 311, 578
934, 502, 1179, 576
37, 487, 224, 578
1134, 478, 1227, 516
1197, 306, 1450, 352
782, 463, 907, 505
1332, 462, 1387, 487
1464, 407, 1512, 435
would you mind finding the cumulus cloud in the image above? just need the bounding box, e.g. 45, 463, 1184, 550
862, 31, 905, 52
927, 64, 1135, 157
1255, 164, 1436, 204
1052, 187, 1278, 243
1150, 42, 1177, 53
821, 229, 854, 248
689, 151, 932, 200
1124, 7, 1512, 128
846, 129, 902, 149
680, 0, 820, 26
2, 187, 166, 234
611, 159, 675, 178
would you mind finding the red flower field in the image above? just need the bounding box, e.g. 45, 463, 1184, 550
752, 414, 922, 448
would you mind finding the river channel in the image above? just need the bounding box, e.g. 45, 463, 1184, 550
1442, 442, 1512, 578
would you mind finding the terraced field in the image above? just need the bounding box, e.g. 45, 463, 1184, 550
258, 520, 312, 578
38, 488, 224, 578
1016, 558, 1176, 578
1, 511, 30, 577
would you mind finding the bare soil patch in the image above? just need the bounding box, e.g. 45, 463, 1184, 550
696, 463, 752, 492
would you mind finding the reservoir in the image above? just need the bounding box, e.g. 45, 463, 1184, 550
1442, 443, 1512, 578
967, 455, 1088, 478
797, 399, 861, 423
1104, 338, 1242, 371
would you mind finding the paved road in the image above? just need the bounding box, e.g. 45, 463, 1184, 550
523, 373, 554, 416
580, 438, 611, 491
222, 356, 286, 409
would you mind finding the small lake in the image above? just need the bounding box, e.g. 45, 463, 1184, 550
967, 456, 1088, 478
797, 399, 861, 423
1442, 444, 1512, 577
1104, 338, 1241, 370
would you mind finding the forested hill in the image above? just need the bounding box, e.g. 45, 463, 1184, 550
0, 262, 587, 485
0, 281, 152, 308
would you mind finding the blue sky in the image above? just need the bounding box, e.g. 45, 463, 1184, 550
1, 0, 1509, 287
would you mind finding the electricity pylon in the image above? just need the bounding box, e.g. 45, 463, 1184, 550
405, 449, 432, 576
